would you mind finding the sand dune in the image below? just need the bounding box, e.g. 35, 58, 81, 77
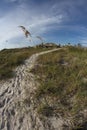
0, 48, 72, 130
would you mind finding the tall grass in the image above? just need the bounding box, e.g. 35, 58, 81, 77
31, 46, 87, 128
0, 47, 49, 80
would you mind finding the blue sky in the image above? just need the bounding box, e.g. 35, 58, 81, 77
0, 0, 87, 49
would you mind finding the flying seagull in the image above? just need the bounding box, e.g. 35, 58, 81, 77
19, 26, 32, 38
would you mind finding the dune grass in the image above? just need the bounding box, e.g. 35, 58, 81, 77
31, 46, 87, 128
0, 47, 49, 80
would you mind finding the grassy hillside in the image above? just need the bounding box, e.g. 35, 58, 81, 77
31, 46, 87, 129
0, 47, 49, 80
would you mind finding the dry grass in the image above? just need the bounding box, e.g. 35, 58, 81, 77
31, 46, 87, 129
0, 47, 50, 80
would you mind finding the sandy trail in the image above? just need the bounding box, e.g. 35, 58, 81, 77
0, 48, 71, 130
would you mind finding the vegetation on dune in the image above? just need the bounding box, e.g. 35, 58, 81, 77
1, 44, 87, 128
0, 47, 50, 80
31, 46, 87, 129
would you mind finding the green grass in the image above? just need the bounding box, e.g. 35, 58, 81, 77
31, 46, 87, 128
37, 103, 53, 117
0, 47, 50, 80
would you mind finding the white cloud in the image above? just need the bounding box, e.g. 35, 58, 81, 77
5, 0, 26, 3
5, 0, 17, 2
0, 2, 64, 50
78, 37, 87, 47
0, 0, 63, 48
80, 38, 87, 44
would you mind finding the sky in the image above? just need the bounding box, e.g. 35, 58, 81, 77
0, 0, 87, 49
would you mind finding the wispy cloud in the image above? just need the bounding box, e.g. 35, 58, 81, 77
5, 0, 26, 3
0, 1, 64, 49
80, 38, 87, 44
0, 0, 87, 49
